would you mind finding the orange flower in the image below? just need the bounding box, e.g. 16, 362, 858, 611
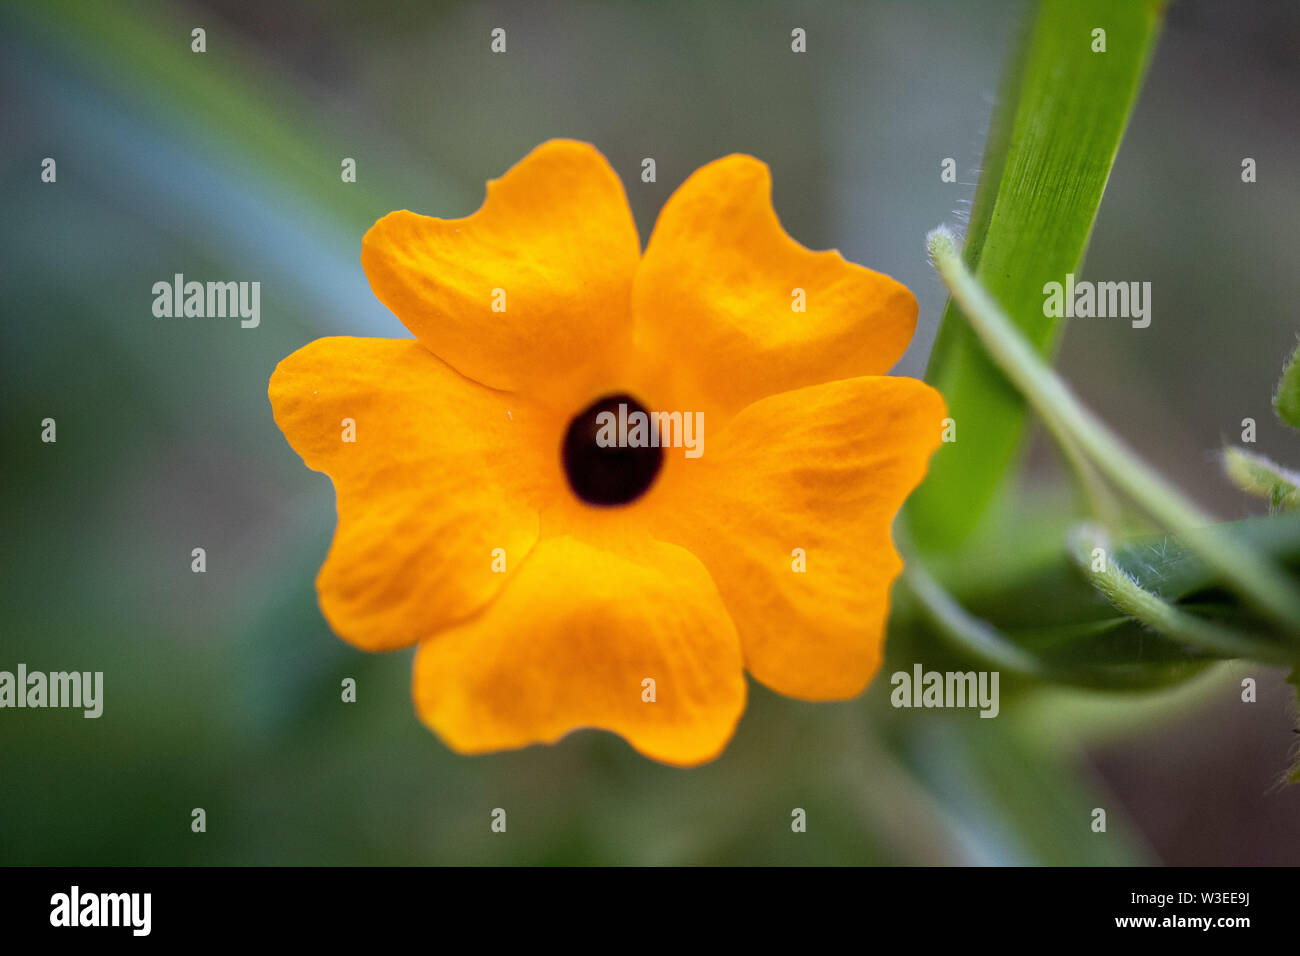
269, 140, 945, 766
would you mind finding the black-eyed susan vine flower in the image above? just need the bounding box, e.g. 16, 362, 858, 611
269, 140, 945, 766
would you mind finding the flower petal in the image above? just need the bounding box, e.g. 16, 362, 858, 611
649, 376, 946, 699
269, 337, 550, 651
412, 534, 746, 766
633, 155, 917, 418
361, 139, 641, 407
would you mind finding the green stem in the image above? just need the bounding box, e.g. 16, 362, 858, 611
1070, 524, 1296, 665
927, 226, 1300, 633
1052, 422, 1123, 527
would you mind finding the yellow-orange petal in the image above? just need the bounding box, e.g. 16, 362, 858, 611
648, 375, 946, 700
412, 534, 746, 767
632, 155, 917, 419
360, 140, 641, 408
269, 337, 551, 651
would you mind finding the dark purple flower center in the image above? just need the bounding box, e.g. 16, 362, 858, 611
562, 393, 663, 506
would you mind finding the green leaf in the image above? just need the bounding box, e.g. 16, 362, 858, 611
908, 0, 1166, 551
1274, 340, 1300, 430
895, 510, 1300, 690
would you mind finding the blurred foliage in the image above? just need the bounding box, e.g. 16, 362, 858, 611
1274, 340, 1300, 430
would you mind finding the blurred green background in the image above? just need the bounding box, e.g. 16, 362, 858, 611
2, 0, 1299, 864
